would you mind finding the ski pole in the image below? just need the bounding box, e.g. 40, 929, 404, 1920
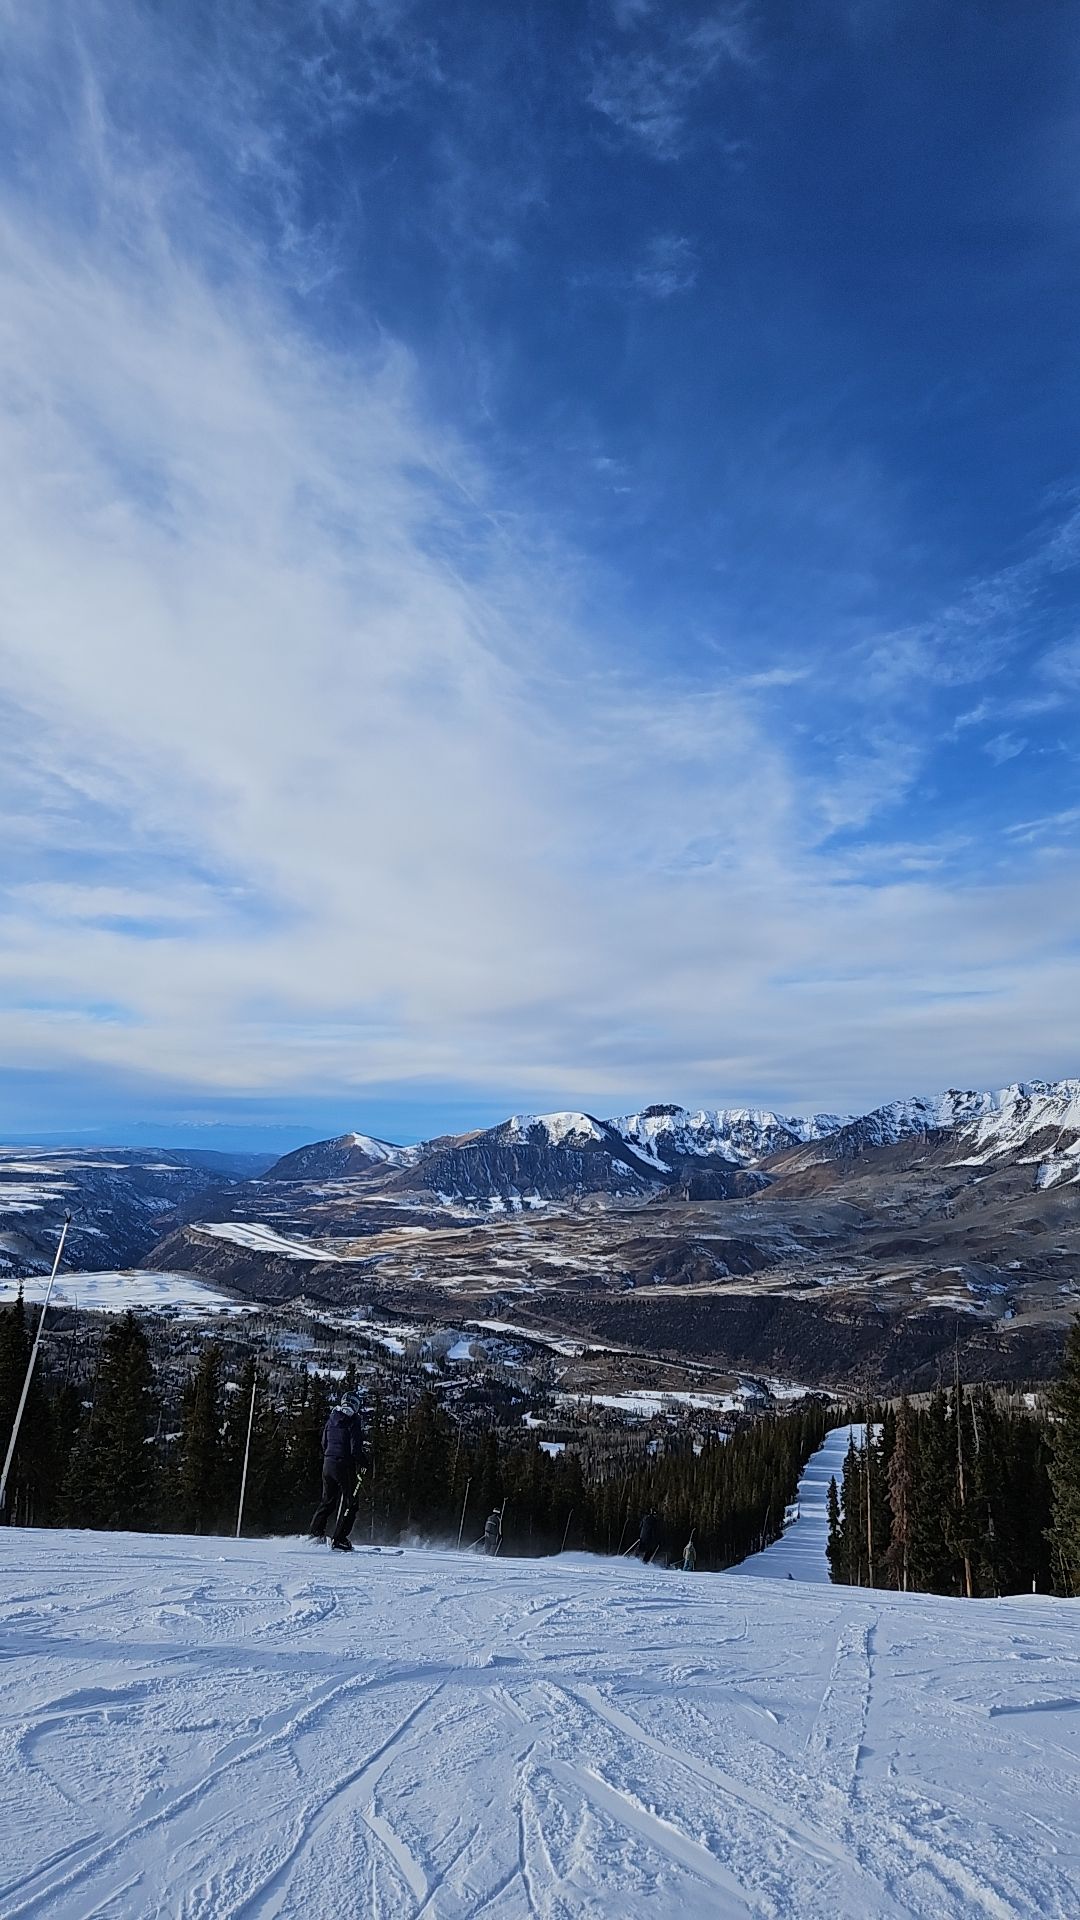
1, 1214, 70, 1522
560, 1507, 574, 1554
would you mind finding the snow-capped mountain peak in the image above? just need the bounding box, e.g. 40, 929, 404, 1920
806, 1077, 1080, 1187
264, 1131, 420, 1181
608, 1105, 851, 1171
503, 1112, 607, 1148
339, 1132, 419, 1166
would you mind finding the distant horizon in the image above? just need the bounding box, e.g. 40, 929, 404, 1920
1, 1063, 1077, 1155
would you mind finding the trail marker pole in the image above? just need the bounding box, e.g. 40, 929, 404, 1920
560, 1507, 574, 1554
235, 1371, 258, 1539
1, 1214, 71, 1522
456, 1475, 472, 1549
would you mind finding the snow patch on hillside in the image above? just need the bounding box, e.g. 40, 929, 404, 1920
340, 1131, 421, 1166
610, 1106, 850, 1169
195, 1222, 346, 1261
0, 1269, 258, 1316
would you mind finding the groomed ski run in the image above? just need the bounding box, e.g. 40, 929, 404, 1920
2, 1427, 1077, 1920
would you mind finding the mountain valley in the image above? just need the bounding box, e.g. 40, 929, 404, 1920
5, 1080, 1076, 1393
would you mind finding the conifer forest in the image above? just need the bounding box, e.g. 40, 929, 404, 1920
825, 1319, 1080, 1599
0, 1295, 829, 1570
3, 1291, 1080, 1593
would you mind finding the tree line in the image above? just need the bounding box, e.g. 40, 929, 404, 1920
826, 1321, 1080, 1597
0, 1297, 831, 1567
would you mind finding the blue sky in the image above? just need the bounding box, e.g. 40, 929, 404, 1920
0, 0, 1078, 1148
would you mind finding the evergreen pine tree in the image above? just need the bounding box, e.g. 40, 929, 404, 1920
885, 1399, 915, 1592
868, 1414, 893, 1587
77, 1313, 158, 1530
826, 1474, 842, 1580
0, 1290, 29, 1521
840, 1434, 863, 1584
1048, 1315, 1080, 1596
283, 1373, 331, 1531
176, 1344, 225, 1533
910, 1391, 960, 1595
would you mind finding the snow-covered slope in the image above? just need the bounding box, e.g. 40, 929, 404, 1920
609, 1104, 848, 1170
730, 1422, 864, 1585
503, 1111, 609, 1148
805, 1077, 1080, 1185
2, 1527, 1076, 1918
265, 1132, 421, 1181
952, 1079, 1080, 1187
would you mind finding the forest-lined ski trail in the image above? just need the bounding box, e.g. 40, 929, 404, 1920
1, 1525, 1077, 1917
729, 1421, 865, 1584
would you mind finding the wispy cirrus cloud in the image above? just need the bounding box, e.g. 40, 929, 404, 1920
587, 3, 754, 158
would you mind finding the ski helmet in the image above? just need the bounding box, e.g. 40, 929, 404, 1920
339, 1390, 362, 1416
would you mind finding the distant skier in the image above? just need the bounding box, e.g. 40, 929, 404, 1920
483, 1509, 502, 1556
309, 1390, 367, 1552
638, 1511, 660, 1561
681, 1535, 697, 1572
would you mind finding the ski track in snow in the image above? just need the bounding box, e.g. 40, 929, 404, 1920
1, 1500, 1078, 1918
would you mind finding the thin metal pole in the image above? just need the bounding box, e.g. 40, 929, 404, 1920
235, 1372, 258, 1539
456, 1475, 471, 1549
560, 1507, 574, 1554
1, 1214, 71, 1521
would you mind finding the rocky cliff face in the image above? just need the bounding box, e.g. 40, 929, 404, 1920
386, 1139, 658, 1203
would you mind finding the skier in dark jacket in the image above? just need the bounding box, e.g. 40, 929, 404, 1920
483, 1509, 502, 1556
309, 1390, 368, 1551
638, 1510, 660, 1561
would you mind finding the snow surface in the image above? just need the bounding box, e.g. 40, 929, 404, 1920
609, 1106, 849, 1170
0, 1270, 259, 1317
504, 1112, 607, 1147
195, 1222, 347, 1262
339, 1133, 422, 1168
847, 1078, 1080, 1184
569, 1389, 741, 1417
2, 1511, 1077, 1918
730, 1423, 864, 1585
0, 1182, 76, 1211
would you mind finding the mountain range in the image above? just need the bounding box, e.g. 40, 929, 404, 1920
263, 1080, 1080, 1204
5, 1077, 1078, 1394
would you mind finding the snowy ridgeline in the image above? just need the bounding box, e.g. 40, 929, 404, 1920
2, 1502, 1077, 1914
